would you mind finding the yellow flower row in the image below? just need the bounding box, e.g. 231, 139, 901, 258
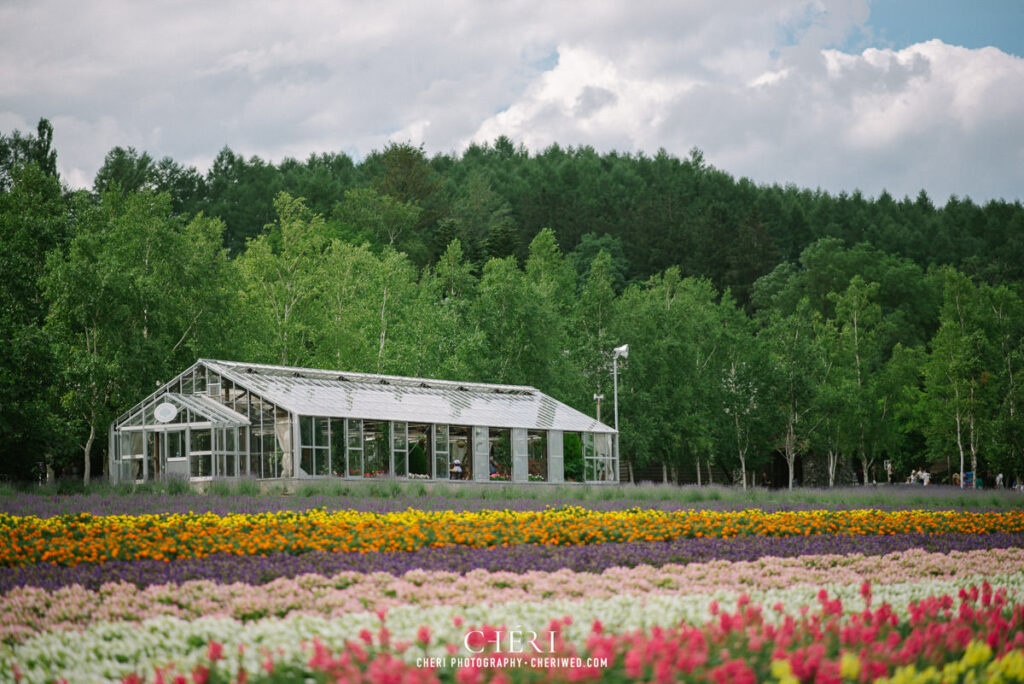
2, 507, 1023, 567
867, 642, 1024, 684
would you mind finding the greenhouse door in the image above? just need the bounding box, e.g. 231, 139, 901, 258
145, 431, 163, 481
164, 429, 188, 479
391, 421, 408, 477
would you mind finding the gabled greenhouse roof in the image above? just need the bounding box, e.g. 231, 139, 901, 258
202, 359, 614, 433
117, 391, 250, 428
166, 392, 250, 426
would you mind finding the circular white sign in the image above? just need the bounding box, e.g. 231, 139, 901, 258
154, 402, 178, 423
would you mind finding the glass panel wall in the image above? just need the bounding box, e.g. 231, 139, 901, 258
190, 428, 212, 478
582, 432, 616, 482
237, 428, 247, 476
237, 391, 260, 477
243, 394, 288, 479
299, 416, 331, 476
346, 418, 363, 477
433, 424, 449, 480
275, 405, 290, 478
212, 426, 240, 478
330, 418, 345, 476
392, 421, 408, 478
407, 423, 430, 479
300, 416, 312, 475
214, 429, 225, 477
527, 431, 547, 482
316, 418, 330, 475
583, 433, 596, 481
449, 426, 472, 480
121, 432, 144, 481
145, 431, 161, 481
595, 433, 616, 482
489, 428, 511, 481
167, 429, 186, 460
250, 395, 266, 478
362, 421, 388, 477
207, 371, 221, 399
563, 432, 583, 483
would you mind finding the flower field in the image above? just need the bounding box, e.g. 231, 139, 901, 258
2, 490, 1024, 683
5, 508, 1024, 567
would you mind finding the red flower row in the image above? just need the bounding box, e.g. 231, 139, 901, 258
110, 581, 1024, 684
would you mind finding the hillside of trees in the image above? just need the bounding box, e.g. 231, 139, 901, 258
2, 118, 1023, 487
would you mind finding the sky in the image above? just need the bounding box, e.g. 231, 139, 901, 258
1, 0, 1022, 203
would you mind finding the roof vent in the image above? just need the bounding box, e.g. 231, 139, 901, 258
379, 379, 390, 385
337, 375, 348, 381
457, 386, 468, 391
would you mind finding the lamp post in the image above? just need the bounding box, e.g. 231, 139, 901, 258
612, 344, 629, 471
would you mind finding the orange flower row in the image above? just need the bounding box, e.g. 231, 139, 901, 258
2, 507, 1023, 568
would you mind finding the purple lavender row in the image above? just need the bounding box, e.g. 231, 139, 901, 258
4, 487, 1021, 518
4, 532, 1023, 593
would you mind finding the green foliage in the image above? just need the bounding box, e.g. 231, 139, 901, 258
333, 187, 422, 258
41, 188, 231, 482
0, 118, 58, 192
613, 270, 731, 482
207, 480, 235, 497
563, 433, 583, 482
234, 192, 332, 366
470, 253, 562, 389
5, 120, 1024, 485
0, 163, 69, 480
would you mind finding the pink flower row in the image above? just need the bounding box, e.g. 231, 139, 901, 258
106, 582, 1024, 684
2, 547, 1021, 645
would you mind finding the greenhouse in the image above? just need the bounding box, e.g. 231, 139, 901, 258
109, 359, 617, 485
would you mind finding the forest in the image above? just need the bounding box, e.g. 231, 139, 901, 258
2, 118, 1023, 487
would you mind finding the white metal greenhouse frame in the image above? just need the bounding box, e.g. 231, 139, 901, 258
109, 360, 617, 485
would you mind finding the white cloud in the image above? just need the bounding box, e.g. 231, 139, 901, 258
0, 0, 1020, 202
470, 36, 1024, 203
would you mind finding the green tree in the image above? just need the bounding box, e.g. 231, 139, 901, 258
93, 147, 157, 194
278, 152, 356, 218
310, 242, 419, 375
523, 228, 577, 395
570, 232, 629, 292
760, 300, 828, 488
0, 118, 58, 192
333, 186, 422, 257
363, 141, 446, 260
43, 190, 229, 483
919, 269, 994, 486
987, 285, 1024, 482
718, 297, 774, 488
828, 276, 885, 484
613, 270, 724, 484
0, 163, 68, 480
470, 256, 560, 389
407, 240, 486, 379
235, 193, 331, 366
438, 171, 516, 263
202, 147, 281, 254
570, 250, 618, 424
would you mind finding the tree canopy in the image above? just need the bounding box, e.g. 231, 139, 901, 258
2, 117, 1024, 486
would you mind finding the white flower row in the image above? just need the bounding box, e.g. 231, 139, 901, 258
4, 571, 1021, 684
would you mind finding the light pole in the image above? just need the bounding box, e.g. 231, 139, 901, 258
593, 394, 604, 422
612, 344, 629, 471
